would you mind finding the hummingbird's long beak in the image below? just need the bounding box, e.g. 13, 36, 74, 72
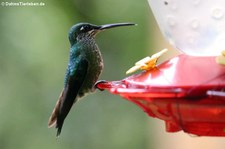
99, 23, 137, 30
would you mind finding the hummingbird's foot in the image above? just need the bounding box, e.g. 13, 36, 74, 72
94, 80, 108, 91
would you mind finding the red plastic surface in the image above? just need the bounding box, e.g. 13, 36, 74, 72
96, 54, 225, 136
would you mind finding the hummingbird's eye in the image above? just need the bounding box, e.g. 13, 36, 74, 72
80, 26, 85, 31
80, 25, 91, 32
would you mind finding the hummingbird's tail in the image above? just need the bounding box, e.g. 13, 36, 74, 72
48, 83, 79, 136
48, 88, 66, 136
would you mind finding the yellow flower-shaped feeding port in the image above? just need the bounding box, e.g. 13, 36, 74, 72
216, 50, 225, 65
126, 48, 168, 74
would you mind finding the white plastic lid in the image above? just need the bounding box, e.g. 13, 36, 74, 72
148, 0, 225, 56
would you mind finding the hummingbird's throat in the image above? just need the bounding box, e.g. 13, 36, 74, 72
76, 32, 96, 42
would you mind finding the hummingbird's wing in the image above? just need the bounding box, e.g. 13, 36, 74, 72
48, 57, 88, 136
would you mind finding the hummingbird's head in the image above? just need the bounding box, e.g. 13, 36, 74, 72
68, 22, 136, 45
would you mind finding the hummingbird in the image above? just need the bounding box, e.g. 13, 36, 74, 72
48, 22, 136, 136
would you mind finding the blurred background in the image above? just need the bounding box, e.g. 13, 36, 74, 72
1, 0, 225, 149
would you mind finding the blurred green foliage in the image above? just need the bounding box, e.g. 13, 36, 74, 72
0, 0, 155, 148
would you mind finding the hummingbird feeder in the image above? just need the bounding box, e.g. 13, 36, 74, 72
96, 0, 225, 136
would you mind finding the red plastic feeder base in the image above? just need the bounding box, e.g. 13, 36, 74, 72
96, 54, 225, 136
